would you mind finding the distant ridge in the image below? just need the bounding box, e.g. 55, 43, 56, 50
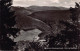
26, 6, 68, 12
12, 6, 68, 14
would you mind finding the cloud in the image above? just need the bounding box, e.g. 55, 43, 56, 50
13, 0, 80, 7
50, 0, 59, 3
28, 0, 36, 1
14, 0, 26, 1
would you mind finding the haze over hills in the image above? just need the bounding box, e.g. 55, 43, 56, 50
27, 6, 68, 12
12, 6, 69, 14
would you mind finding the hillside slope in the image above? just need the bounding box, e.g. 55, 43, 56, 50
29, 10, 71, 34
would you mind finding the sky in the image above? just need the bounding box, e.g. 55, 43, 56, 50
13, 0, 80, 8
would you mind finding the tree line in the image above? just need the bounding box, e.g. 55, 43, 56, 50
0, 0, 20, 50
47, 2, 80, 48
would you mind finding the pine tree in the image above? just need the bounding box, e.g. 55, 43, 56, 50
0, 0, 20, 50
59, 2, 80, 47
47, 2, 80, 48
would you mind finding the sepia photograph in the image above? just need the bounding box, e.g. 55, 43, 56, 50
0, 0, 80, 51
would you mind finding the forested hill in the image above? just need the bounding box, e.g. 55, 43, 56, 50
11, 6, 71, 41
11, 6, 70, 25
